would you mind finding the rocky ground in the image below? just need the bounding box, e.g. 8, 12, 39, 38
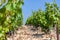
7, 25, 59, 40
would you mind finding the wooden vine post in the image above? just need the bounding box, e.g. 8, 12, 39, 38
56, 22, 59, 40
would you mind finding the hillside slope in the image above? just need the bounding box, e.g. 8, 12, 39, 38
7, 25, 58, 40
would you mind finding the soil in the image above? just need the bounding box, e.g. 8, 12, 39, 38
7, 25, 59, 40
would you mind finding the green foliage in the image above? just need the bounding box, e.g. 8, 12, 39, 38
26, 1, 60, 33
0, 0, 23, 40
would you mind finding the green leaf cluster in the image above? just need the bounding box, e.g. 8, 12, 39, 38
0, 0, 23, 40
26, 1, 60, 33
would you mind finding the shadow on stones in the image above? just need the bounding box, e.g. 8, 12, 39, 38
31, 28, 37, 31
32, 33, 45, 38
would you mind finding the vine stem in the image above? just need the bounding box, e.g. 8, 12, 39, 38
56, 22, 59, 40
0, 0, 8, 9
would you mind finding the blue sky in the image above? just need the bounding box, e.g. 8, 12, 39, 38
22, 0, 60, 24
